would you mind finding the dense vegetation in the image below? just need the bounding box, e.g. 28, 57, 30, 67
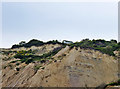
11, 39, 120, 56
69, 39, 120, 56
11, 39, 65, 49
12, 39, 44, 48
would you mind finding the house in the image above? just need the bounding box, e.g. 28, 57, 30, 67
62, 40, 73, 44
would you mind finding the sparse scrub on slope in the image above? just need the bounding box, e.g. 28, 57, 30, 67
13, 47, 63, 64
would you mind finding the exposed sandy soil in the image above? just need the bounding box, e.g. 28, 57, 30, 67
1, 45, 119, 88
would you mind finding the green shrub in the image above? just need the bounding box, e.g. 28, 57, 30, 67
25, 39, 44, 47
34, 65, 42, 71
14, 54, 25, 59
63, 54, 66, 56
8, 64, 13, 69
11, 39, 65, 49
16, 67, 20, 71
12, 39, 44, 48
3, 65, 7, 69
41, 67, 45, 70
16, 63, 20, 66
107, 79, 120, 86
25, 58, 33, 64
10, 60, 17, 63
20, 59, 26, 63
2, 51, 16, 55
69, 39, 120, 56
40, 59, 46, 63
46, 40, 62, 44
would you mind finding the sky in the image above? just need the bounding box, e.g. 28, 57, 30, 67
2, 2, 118, 48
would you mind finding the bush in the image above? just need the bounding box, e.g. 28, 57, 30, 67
16, 67, 20, 71
11, 44, 20, 49
3, 66, 7, 69
12, 39, 44, 48
20, 59, 26, 63
12, 39, 120, 57
11, 39, 65, 49
40, 60, 46, 63
41, 67, 45, 70
25, 58, 33, 64
69, 39, 120, 56
10, 60, 17, 63
16, 63, 20, 66
34, 65, 42, 71
25, 39, 44, 47
13, 46, 63, 64
8, 64, 13, 69
106, 79, 120, 86
14, 54, 26, 59
46, 40, 62, 44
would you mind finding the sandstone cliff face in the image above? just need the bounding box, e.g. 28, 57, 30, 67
1, 45, 119, 88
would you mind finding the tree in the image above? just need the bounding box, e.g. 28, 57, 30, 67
19, 41, 26, 45
110, 39, 117, 43
25, 39, 44, 47
11, 44, 19, 49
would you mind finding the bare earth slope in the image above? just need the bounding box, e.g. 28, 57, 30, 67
1, 45, 118, 88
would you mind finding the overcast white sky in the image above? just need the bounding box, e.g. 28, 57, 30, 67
1, 1, 118, 48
